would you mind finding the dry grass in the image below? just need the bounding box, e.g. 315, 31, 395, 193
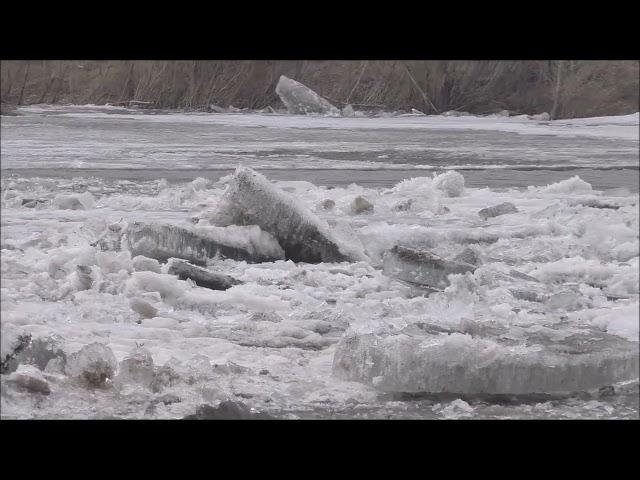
1, 60, 637, 118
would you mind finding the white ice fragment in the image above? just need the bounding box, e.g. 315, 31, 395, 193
439, 399, 474, 418
65, 343, 118, 387
53, 192, 95, 210
275, 75, 340, 116
132, 255, 162, 273
389, 176, 443, 214
544, 176, 593, 194
96, 250, 132, 274
478, 202, 518, 220
432, 170, 465, 197
442, 110, 472, 117
530, 112, 550, 121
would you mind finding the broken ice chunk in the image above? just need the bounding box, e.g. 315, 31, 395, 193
6, 365, 51, 395
433, 171, 465, 197
116, 348, 155, 388
546, 290, 586, 311
333, 327, 639, 395
124, 222, 284, 265
74, 265, 93, 291
14, 334, 67, 372
53, 192, 94, 210
132, 255, 162, 273
150, 359, 184, 393
94, 222, 125, 251
320, 199, 336, 210
275, 75, 340, 116
392, 198, 413, 212
167, 258, 241, 291
452, 248, 480, 266
222, 167, 359, 263
478, 202, 518, 220
350, 195, 374, 214
1, 323, 32, 374
529, 112, 550, 121
65, 343, 118, 387
183, 401, 273, 420
129, 298, 159, 319
342, 104, 355, 117
382, 246, 476, 289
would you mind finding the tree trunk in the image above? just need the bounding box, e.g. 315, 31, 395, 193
402, 62, 437, 113
550, 60, 564, 120
346, 60, 368, 104
17, 63, 30, 105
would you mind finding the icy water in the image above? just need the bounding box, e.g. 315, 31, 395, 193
1, 105, 638, 419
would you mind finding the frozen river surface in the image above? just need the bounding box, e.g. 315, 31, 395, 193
1, 105, 638, 419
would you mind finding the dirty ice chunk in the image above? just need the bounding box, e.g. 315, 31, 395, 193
129, 298, 159, 319
478, 202, 518, 220
546, 290, 586, 311
382, 246, 476, 289
222, 167, 358, 263
94, 222, 126, 251
333, 328, 639, 395
5, 365, 51, 394
275, 75, 340, 116
65, 343, 118, 387
124, 222, 283, 265
116, 348, 155, 388
167, 258, 242, 291
350, 195, 374, 214
53, 192, 94, 210
452, 248, 480, 266
183, 401, 273, 420
15, 334, 67, 372
1, 323, 32, 374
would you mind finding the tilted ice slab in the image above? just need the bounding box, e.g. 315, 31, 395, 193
275, 75, 340, 116
124, 222, 284, 265
382, 246, 476, 289
333, 326, 639, 395
222, 167, 364, 263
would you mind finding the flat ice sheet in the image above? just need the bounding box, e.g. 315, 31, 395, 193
1, 106, 638, 171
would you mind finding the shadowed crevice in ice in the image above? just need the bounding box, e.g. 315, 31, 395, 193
124, 222, 284, 265
332, 326, 639, 395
